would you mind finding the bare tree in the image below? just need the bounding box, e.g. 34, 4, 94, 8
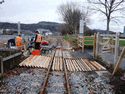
57, 2, 90, 34
87, 0, 125, 34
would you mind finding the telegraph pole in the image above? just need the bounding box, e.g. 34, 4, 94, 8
18, 21, 21, 35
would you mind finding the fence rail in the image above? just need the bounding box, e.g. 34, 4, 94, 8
78, 33, 96, 57
96, 32, 125, 65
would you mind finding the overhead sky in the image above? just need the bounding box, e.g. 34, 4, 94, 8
0, 0, 125, 33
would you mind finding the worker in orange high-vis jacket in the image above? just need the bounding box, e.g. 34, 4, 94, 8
15, 34, 22, 49
35, 31, 42, 50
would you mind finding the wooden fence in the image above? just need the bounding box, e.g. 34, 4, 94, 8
78, 33, 96, 57
96, 32, 125, 65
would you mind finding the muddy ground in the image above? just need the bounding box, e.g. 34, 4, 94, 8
0, 54, 125, 94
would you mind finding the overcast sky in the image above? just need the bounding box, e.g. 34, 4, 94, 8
0, 0, 125, 33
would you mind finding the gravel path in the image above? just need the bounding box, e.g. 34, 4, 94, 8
68, 71, 114, 94
0, 67, 47, 93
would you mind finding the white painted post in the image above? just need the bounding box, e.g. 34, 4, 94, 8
79, 19, 84, 34
18, 21, 21, 35
114, 32, 120, 65
96, 32, 99, 58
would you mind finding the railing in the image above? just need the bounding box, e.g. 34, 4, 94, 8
78, 33, 96, 57
96, 32, 125, 65
0, 52, 22, 74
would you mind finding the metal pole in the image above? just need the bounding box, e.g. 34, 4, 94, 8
18, 21, 21, 35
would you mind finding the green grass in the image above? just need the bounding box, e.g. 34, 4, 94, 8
63, 36, 78, 47
104, 39, 125, 47
84, 37, 94, 46
63, 35, 125, 47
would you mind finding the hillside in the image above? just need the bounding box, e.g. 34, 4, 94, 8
92, 29, 115, 34
0, 21, 60, 32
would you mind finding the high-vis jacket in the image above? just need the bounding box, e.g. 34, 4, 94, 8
36, 34, 41, 43
15, 36, 22, 49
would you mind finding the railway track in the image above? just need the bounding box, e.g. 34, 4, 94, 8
18, 38, 106, 93
39, 38, 71, 94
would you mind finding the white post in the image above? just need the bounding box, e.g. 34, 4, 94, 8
114, 32, 120, 65
18, 21, 21, 35
79, 20, 84, 34
96, 32, 99, 58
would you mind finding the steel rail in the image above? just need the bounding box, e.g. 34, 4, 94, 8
39, 39, 58, 94
39, 38, 71, 94
60, 39, 71, 94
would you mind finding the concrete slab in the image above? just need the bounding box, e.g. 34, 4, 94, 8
95, 71, 111, 76
70, 49, 93, 58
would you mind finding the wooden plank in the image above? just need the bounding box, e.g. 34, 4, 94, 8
52, 57, 55, 70
76, 59, 85, 71
60, 58, 62, 71
29, 56, 40, 67
110, 37, 113, 53
66, 59, 70, 71
96, 32, 99, 58
80, 59, 91, 71
19, 55, 33, 66
69, 59, 74, 71
32, 56, 41, 67
82, 36, 84, 53
40, 56, 47, 68
37, 56, 44, 68
73, 59, 82, 71
84, 59, 96, 70
23, 55, 35, 66
93, 61, 106, 70
114, 32, 120, 65
90, 61, 101, 70
112, 47, 125, 75
84, 44, 93, 45
72, 60, 79, 71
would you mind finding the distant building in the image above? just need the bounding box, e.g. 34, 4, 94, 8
0, 28, 3, 34
1, 29, 33, 36
36, 28, 52, 36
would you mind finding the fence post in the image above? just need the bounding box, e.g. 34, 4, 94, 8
93, 33, 96, 58
78, 36, 80, 46
96, 32, 99, 58
82, 35, 84, 53
112, 46, 125, 75
110, 37, 113, 53
98, 35, 102, 54
0, 56, 3, 74
114, 32, 120, 65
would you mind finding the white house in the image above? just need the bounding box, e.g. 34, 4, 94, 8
0, 28, 3, 34
36, 28, 52, 36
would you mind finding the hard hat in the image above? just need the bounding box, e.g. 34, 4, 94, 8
35, 31, 40, 33
18, 34, 21, 36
